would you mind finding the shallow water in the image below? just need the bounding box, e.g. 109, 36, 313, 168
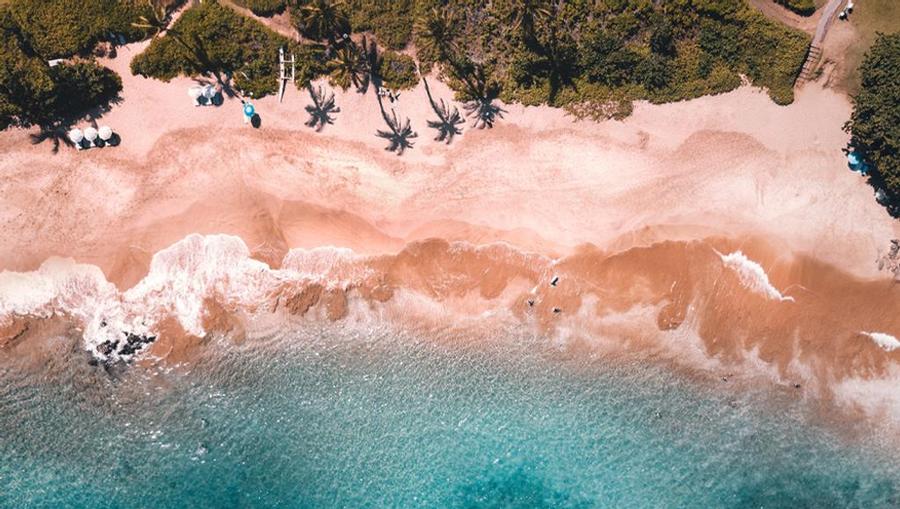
1, 324, 898, 508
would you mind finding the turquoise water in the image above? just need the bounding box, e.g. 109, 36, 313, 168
1, 324, 898, 508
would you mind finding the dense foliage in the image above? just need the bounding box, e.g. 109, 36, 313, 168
132, 1, 322, 97
774, 0, 817, 16
290, 0, 810, 118
233, 0, 287, 17
0, 5, 123, 130
379, 51, 418, 90
5, 0, 151, 59
343, 0, 413, 50
846, 32, 900, 195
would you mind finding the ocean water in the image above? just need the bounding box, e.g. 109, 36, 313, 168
1, 324, 898, 509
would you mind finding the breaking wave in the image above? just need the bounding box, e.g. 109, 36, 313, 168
1, 233, 899, 420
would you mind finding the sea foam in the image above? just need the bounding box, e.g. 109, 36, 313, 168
718, 251, 794, 302
861, 332, 900, 352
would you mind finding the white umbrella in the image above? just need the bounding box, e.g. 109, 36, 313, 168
84, 127, 98, 143
68, 128, 83, 144
188, 86, 203, 99
202, 84, 216, 100
98, 126, 113, 141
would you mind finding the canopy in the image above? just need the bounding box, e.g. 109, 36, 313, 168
848, 152, 861, 166
188, 86, 203, 99
68, 128, 83, 144
84, 127, 98, 141
243, 103, 255, 117
98, 126, 113, 141
203, 84, 216, 99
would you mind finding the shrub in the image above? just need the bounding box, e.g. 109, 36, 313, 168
379, 51, 418, 90
233, 0, 287, 17
846, 32, 900, 195
774, 0, 817, 17
0, 7, 122, 130
345, 0, 413, 50
6, 0, 151, 59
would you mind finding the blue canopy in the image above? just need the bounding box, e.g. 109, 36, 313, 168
243, 103, 255, 117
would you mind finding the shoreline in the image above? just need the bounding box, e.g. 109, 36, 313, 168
1, 40, 899, 425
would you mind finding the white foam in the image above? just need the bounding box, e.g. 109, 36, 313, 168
718, 251, 794, 302
834, 365, 900, 423
861, 331, 900, 352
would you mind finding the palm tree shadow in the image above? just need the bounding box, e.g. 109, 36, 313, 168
375, 94, 416, 155
304, 83, 340, 131
423, 76, 463, 144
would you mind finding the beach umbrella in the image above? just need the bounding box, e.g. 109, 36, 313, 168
188, 86, 203, 100
243, 102, 255, 118
83, 127, 98, 142
68, 128, 83, 144
98, 126, 113, 141
203, 84, 216, 100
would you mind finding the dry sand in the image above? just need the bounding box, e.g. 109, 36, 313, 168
0, 41, 896, 283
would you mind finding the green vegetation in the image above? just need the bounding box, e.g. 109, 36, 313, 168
774, 0, 817, 16
233, 0, 287, 17
343, 0, 413, 50
132, 1, 322, 97
0, 3, 124, 133
840, 0, 900, 93
379, 51, 417, 90
5, 0, 151, 59
845, 32, 900, 196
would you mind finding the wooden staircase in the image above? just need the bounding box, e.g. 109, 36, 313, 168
796, 45, 823, 84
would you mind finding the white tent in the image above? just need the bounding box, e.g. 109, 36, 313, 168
98, 125, 113, 141
68, 128, 84, 149
202, 84, 216, 100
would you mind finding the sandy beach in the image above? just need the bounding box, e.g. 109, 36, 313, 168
1, 38, 898, 417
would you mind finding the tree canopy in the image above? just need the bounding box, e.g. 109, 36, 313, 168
846, 32, 900, 196
131, 1, 322, 97
281, 0, 810, 119
0, 4, 124, 131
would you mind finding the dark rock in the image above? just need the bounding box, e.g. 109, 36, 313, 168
96, 340, 118, 356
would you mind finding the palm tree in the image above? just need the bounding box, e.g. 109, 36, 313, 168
376, 94, 416, 155
304, 84, 340, 131
131, 0, 172, 38
500, 0, 550, 42
293, 0, 349, 44
328, 42, 368, 92
422, 77, 463, 143
413, 7, 459, 64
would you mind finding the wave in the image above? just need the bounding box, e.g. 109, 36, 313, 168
1, 233, 899, 418
862, 332, 900, 352
718, 250, 794, 302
